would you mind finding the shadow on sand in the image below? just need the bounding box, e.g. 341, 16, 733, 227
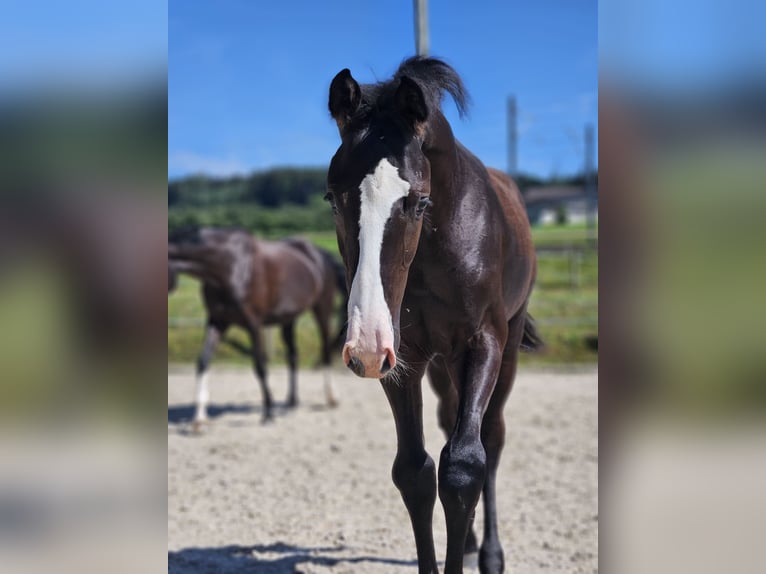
168, 542, 419, 573
167, 403, 260, 425
168, 402, 302, 435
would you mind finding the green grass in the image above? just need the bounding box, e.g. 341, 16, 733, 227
300, 231, 341, 254
168, 277, 343, 367
168, 224, 598, 367
532, 221, 598, 247
523, 249, 597, 365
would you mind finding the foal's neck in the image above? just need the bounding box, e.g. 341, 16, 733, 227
423, 112, 461, 222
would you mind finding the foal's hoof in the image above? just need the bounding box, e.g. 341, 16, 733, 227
261, 412, 274, 425
326, 397, 339, 409
285, 397, 298, 409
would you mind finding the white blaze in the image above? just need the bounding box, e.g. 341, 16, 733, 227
347, 158, 410, 351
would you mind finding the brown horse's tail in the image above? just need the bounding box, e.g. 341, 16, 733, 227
318, 248, 348, 352
520, 313, 544, 352
168, 264, 179, 293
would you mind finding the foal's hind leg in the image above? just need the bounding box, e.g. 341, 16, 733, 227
281, 321, 299, 408
312, 304, 338, 408
427, 358, 479, 562
193, 321, 224, 431
477, 313, 526, 574
245, 320, 273, 422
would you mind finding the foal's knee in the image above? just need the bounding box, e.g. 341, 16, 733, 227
438, 439, 487, 510
392, 451, 437, 502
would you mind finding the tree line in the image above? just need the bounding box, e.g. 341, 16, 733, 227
168, 167, 328, 209
168, 167, 595, 236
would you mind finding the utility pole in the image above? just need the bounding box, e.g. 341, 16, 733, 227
584, 123, 596, 247
507, 96, 517, 178
414, 0, 429, 56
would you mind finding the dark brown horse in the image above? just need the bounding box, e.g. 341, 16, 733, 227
326, 57, 541, 573
168, 227, 347, 425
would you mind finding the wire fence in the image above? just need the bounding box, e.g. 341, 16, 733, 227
168, 249, 598, 330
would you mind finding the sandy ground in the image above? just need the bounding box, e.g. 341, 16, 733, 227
168, 366, 598, 573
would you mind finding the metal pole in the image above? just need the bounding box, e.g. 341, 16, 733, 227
507, 96, 517, 177
414, 0, 429, 56
584, 123, 596, 246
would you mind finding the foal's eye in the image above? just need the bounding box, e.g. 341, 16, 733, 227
415, 196, 432, 218
323, 192, 338, 213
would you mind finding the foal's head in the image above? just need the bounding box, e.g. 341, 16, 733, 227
326, 57, 467, 379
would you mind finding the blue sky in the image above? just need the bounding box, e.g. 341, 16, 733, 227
600, 0, 766, 92
169, 1, 597, 179
1, 0, 166, 90
3, 1, 763, 179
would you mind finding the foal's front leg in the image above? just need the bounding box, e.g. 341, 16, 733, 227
439, 327, 506, 574
382, 364, 439, 574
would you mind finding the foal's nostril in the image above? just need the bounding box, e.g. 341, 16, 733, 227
380, 356, 392, 375
347, 356, 365, 377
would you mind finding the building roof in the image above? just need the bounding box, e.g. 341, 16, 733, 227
523, 185, 587, 205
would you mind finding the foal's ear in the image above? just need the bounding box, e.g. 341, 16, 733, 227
329, 68, 361, 134
395, 76, 428, 129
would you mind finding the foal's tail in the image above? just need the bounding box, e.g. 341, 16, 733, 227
520, 313, 544, 352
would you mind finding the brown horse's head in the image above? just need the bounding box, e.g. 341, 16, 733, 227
326, 58, 467, 379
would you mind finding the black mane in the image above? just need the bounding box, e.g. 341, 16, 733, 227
361, 56, 470, 119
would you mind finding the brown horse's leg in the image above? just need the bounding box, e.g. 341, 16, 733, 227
383, 363, 439, 574
477, 312, 525, 574
312, 304, 338, 407
280, 321, 298, 408
439, 321, 507, 574
245, 321, 273, 422
193, 321, 224, 431
427, 358, 478, 562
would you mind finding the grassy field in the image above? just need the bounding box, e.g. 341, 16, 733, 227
168, 224, 597, 367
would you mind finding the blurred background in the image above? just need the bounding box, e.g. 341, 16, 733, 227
4, 0, 764, 571
601, 0, 766, 572
167, 0, 599, 369
1, 1, 166, 573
